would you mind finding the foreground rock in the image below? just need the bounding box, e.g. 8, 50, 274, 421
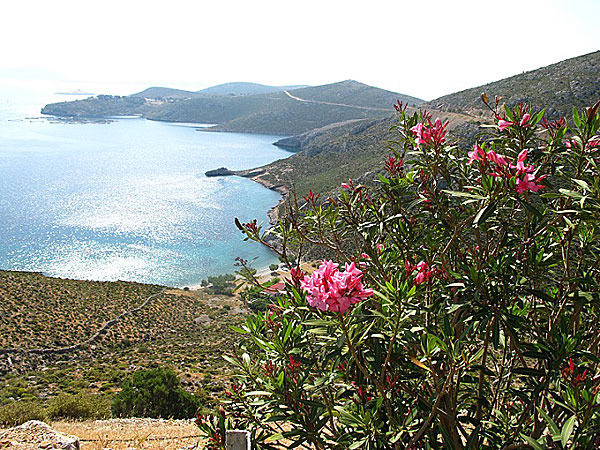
0, 421, 79, 449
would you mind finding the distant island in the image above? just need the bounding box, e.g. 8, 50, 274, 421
54, 89, 94, 96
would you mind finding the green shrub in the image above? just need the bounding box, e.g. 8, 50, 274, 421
111, 367, 198, 419
47, 393, 111, 420
0, 400, 47, 426
269, 264, 279, 271
204, 274, 236, 296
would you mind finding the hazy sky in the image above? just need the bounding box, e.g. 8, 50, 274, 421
2, 0, 598, 100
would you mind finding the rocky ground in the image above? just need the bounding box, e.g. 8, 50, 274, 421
0, 419, 205, 449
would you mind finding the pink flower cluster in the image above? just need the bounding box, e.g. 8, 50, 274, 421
497, 105, 531, 131
300, 260, 373, 314
566, 139, 600, 153
410, 118, 449, 148
405, 260, 435, 285
468, 146, 546, 194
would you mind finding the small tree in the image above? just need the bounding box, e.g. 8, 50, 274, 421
111, 367, 198, 419
207, 98, 600, 449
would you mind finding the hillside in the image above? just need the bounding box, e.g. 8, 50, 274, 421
428, 51, 600, 118
289, 80, 423, 109
0, 270, 247, 413
251, 51, 600, 197
42, 80, 423, 135
251, 110, 479, 197
197, 81, 309, 96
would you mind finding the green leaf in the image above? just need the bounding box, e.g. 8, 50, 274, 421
533, 108, 545, 125
246, 390, 273, 397
349, 439, 368, 449
443, 190, 486, 200
521, 434, 546, 450
504, 104, 514, 121
561, 415, 576, 447
230, 326, 249, 334
572, 178, 590, 191
242, 352, 251, 366
536, 407, 560, 439
573, 107, 582, 128
266, 433, 284, 442
517, 198, 543, 219
473, 201, 497, 227
523, 288, 555, 304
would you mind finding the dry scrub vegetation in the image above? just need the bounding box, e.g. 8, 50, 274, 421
0, 270, 249, 423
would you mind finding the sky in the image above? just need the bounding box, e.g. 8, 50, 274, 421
1, 0, 599, 100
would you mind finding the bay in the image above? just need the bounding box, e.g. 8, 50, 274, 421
0, 81, 291, 287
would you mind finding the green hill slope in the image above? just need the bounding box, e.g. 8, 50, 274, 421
288, 80, 423, 108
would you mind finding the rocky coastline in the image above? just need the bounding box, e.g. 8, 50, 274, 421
205, 167, 288, 225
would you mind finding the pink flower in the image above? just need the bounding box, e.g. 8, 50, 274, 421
585, 140, 599, 152
414, 271, 426, 285
404, 260, 415, 276
515, 173, 546, 194
486, 150, 509, 167
467, 145, 486, 165
520, 113, 531, 127
406, 259, 436, 286
416, 261, 428, 272
377, 244, 384, 252
410, 123, 429, 148
341, 183, 350, 189
300, 260, 373, 314
410, 118, 448, 148
498, 119, 513, 131
385, 155, 404, 176
510, 150, 534, 175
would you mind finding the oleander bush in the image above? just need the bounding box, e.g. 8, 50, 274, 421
204, 97, 600, 448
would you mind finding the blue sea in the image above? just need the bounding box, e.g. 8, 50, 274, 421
0, 81, 291, 287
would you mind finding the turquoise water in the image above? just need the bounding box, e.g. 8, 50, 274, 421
0, 82, 291, 287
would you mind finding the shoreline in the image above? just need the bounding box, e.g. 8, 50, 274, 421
206, 167, 289, 225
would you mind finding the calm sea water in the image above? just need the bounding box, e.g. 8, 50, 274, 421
0, 81, 291, 287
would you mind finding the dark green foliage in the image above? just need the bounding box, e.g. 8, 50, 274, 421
111, 367, 198, 419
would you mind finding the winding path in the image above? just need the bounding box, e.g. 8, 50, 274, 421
0, 288, 167, 356
283, 90, 390, 112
